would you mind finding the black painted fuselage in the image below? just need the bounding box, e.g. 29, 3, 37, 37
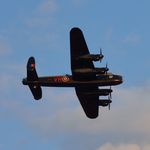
23, 74, 122, 87
22, 27, 123, 119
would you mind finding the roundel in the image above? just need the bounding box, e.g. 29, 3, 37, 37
62, 76, 69, 82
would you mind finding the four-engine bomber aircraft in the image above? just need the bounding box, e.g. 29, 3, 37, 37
22, 27, 123, 119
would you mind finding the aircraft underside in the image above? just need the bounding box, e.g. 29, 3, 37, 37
22, 27, 123, 118
23, 75, 122, 87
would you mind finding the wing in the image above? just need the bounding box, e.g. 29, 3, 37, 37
75, 86, 99, 119
70, 27, 96, 81
70, 28, 99, 118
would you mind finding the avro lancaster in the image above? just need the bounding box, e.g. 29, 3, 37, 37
22, 27, 123, 119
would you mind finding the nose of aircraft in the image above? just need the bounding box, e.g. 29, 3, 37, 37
117, 75, 123, 83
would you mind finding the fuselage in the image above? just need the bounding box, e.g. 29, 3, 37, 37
22, 73, 123, 87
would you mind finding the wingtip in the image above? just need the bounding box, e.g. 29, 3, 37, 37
28, 56, 35, 62
70, 27, 82, 33
85, 110, 99, 119
87, 114, 98, 119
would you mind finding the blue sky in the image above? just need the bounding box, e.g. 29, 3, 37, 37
1, 0, 150, 150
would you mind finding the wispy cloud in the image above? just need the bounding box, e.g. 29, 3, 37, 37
22, 0, 60, 51
26, 0, 58, 28
2, 72, 150, 149
0, 36, 12, 55
38, 0, 58, 14
105, 28, 113, 42
122, 32, 141, 45
97, 143, 150, 150
72, 0, 86, 6
40, 84, 150, 148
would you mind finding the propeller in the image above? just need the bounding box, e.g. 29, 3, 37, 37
108, 98, 111, 110
100, 48, 102, 55
108, 87, 112, 110
108, 103, 111, 110
109, 86, 112, 99
99, 48, 103, 62
105, 62, 109, 74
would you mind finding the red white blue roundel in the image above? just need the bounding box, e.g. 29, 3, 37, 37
62, 76, 69, 82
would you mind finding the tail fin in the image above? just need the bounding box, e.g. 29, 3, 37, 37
26, 57, 42, 100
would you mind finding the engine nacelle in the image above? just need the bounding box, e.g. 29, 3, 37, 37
95, 67, 109, 74
98, 89, 112, 96
74, 67, 109, 75
77, 54, 104, 62
81, 89, 112, 96
99, 99, 112, 107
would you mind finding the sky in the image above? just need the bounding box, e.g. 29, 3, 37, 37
1, 0, 150, 149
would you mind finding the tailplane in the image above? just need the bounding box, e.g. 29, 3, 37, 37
23, 57, 42, 100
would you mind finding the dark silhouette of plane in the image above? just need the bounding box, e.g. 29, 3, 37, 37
22, 27, 123, 119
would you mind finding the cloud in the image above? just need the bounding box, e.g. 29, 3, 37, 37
2, 71, 150, 150
122, 32, 141, 45
105, 28, 113, 42
0, 36, 12, 55
72, 0, 86, 6
38, 0, 58, 14
35, 84, 150, 137
40, 85, 150, 149
22, 0, 60, 50
26, 0, 58, 28
0, 63, 24, 92
97, 143, 150, 150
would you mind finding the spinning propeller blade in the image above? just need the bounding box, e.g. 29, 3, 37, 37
108, 103, 111, 110
105, 62, 108, 74
100, 48, 103, 62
